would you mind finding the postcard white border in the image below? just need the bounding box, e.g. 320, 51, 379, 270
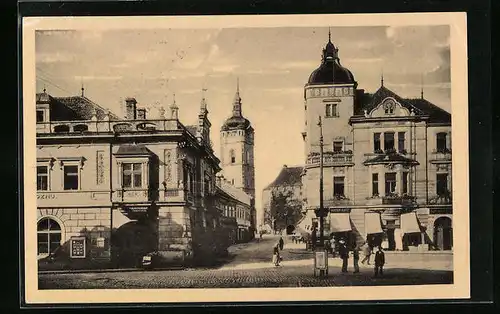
22, 12, 469, 304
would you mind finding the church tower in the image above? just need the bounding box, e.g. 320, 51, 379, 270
220, 79, 255, 199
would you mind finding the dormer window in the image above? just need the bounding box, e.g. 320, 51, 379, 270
383, 99, 396, 115
36, 110, 44, 123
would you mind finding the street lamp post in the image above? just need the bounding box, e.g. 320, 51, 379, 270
317, 115, 325, 246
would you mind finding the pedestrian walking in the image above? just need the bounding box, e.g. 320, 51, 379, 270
279, 236, 284, 251
272, 243, 281, 266
374, 246, 385, 277
361, 242, 372, 265
352, 244, 360, 273
339, 240, 349, 273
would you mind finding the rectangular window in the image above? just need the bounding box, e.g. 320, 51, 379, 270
333, 141, 343, 152
372, 173, 379, 196
37, 166, 48, 191
384, 132, 395, 151
402, 172, 408, 194
36, 110, 44, 123
385, 172, 397, 195
398, 132, 406, 152
436, 173, 448, 196
122, 163, 142, 188
333, 176, 345, 197
63, 165, 79, 190
325, 104, 332, 117
37, 233, 49, 254
332, 104, 338, 117
436, 133, 447, 152
374, 133, 381, 152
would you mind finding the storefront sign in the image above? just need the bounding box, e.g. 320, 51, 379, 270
70, 237, 86, 259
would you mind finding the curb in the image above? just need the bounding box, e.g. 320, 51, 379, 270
38, 266, 186, 275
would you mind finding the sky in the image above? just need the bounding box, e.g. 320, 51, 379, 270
35, 25, 451, 212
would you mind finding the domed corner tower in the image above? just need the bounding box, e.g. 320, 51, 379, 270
302, 29, 358, 213
220, 79, 255, 200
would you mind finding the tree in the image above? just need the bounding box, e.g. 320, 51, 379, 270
269, 189, 303, 233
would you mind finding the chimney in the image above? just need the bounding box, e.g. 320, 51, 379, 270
136, 108, 146, 120
124, 97, 137, 120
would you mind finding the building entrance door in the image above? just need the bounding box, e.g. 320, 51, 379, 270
434, 217, 452, 250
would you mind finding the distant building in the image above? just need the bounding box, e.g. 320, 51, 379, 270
299, 31, 452, 251
219, 80, 257, 238
36, 87, 241, 269
261, 165, 304, 233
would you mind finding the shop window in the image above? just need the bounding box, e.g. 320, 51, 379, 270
385, 172, 397, 195
372, 173, 379, 196
384, 132, 395, 151
37, 218, 61, 255
63, 165, 79, 190
373, 133, 381, 152
122, 163, 142, 188
333, 176, 345, 197
436, 173, 448, 196
37, 165, 49, 191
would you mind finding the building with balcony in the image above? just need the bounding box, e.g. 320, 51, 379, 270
36, 88, 232, 269
299, 31, 453, 251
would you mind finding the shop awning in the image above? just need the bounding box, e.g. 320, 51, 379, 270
364, 212, 383, 235
329, 213, 352, 233
295, 216, 313, 235
400, 212, 422, 234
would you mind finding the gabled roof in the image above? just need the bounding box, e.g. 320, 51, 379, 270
264, 165, 303, 190
354, 86, 451, 124
36, 92, 120, 121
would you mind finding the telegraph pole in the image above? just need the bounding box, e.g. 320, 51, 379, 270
318, 115, 325, 247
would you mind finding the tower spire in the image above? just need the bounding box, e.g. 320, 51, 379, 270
420, 73, 424, 99
328, 27, 331, 43
232, 77, 242, 117
381, 71, 384, 87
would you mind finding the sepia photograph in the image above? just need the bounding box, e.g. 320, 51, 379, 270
22, 13, 469, 303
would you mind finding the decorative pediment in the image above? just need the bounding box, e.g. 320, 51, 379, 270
37, 157, 56, 170
369, 97, 411, 118
58, 157, 86, 169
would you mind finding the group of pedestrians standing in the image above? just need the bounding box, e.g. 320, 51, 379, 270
337, 240, 386, 277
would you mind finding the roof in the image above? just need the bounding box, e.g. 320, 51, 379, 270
363, 152, 419, 166
355, 86, 451, 124
114, 144, 152, 156
221, 116, 252, 131
185, 125, 198, 137
264, 165, 303, 190
36, 92, 120, 121
218, 181, 252, 206
307, 38, 355, 85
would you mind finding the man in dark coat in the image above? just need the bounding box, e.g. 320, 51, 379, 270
339, 240, 349, 273
374, 246, 385, 277
279, 236, 284, 251
352, 244, 360, 273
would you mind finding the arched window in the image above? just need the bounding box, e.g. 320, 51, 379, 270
230, 149, 235, 164
54, 125, 70, 133
37, 218, 62, 255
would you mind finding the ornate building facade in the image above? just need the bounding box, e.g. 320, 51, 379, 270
219, 80, 257, 238
300, 32, 453, 251
36, 89, 233, 269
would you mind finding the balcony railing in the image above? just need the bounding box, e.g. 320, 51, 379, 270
306, 151, 354, 168
112, 188, 156, 203
429, 192, 452, 205
36, 119, 183, 135
430, 149, 452, 163
324, 196, 353, 207
366, 194, 417, 206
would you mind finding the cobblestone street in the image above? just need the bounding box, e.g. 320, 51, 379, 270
38, 235, 453, 289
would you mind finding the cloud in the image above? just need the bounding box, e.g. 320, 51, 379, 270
36, 52, 75, 63
74, 75, 123, 81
